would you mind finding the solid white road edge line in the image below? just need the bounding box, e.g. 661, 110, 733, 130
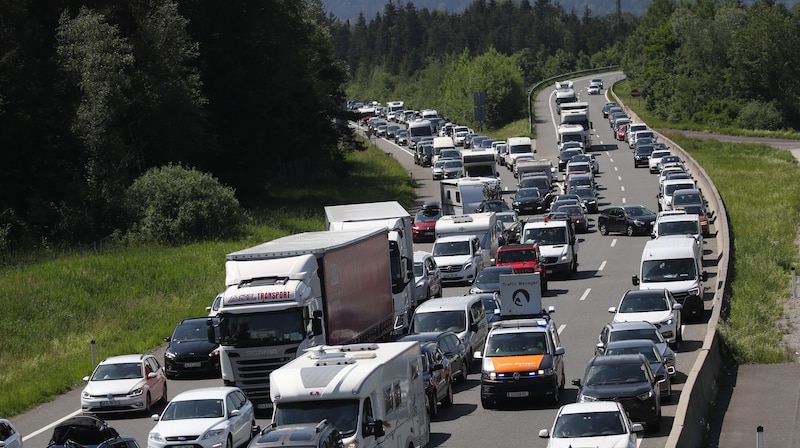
23, 409, 82, 441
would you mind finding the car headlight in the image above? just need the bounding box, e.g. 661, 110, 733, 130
578, 393, 598, 402
537, 368, 555, 376
463, 261, 472, 270
469, 287, 481, 294
688, 287, 700, 296
416, 280, 424, 288
482, 371, 497, 381
660, 318, 674, 326
129, 387, 144, 397
637, 389, 655, 401
202, 429, 226, 440
164, 351, 176, 360
634, 219, 644, 226
82, 390, 91, 399
149, 432, 164, 443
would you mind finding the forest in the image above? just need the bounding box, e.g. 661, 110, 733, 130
1, 0, 798, 251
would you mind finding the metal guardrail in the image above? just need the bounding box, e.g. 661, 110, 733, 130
526, 65, 620, 133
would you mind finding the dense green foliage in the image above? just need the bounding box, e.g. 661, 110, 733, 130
124, 165, 248, 245
0, 141, 414, 417
621, 0, 800, 131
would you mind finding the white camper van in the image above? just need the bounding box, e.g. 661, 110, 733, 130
435, 212, 502, 266
270, 342, 430, 448
633, 236, 707, 322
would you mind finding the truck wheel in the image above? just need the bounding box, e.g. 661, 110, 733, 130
442, 380, 454, 408
599, 223, 609, 235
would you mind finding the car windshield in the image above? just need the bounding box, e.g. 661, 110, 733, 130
482, 201, 510, 212
91, 362, 142, 381
496, 214, 515, 223
413, 262, 424, 277
485, 332, 548, 356
412, 311, 465, 333
586, 363, 647, 385
641, 258, 697, 282
432, 240, 470, 256
475, 269, 506, 283
673, 192, 702, 206
574, 188, 594, 199
556, 205, 582, 216
172, 320, 209, 343
624, 206, 654, 217
273, 399, 359, 437
497, 248, 537, 263
658, 221, 699, 236
552, 411, 626, 438
443, 160, 462, 169
515, 189, 541, 199
415, 210, 441, 222
620, 294, 669, 312
161, 398, 224, 420
606, 346, 660, 364
522, 227, 567, 245
609, 328, 665, 344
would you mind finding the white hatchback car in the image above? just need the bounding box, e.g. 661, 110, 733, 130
81, 354, 168, 415
539, 401, 643, 447
149, 387, 256, 448
608, 289, 683, 347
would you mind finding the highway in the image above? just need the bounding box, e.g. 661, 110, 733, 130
12, 72, 719, 448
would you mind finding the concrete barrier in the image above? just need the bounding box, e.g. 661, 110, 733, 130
610, 81, 732, 448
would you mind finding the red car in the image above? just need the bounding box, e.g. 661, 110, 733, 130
553, 204, 589, 233
412, 202, 442, 243
494, 243, 547, 293
617, 124, 628, 141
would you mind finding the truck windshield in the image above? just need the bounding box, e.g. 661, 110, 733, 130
523, 227, 567, 245
219, 309, 305, 347
273, 399, 359, 437
641, 258, 697, 282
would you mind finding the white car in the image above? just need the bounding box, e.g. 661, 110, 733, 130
608, 289, 683, 347
539, 401, 643, 448
149, 387, 255, 448
0, 418, 23, 448
587, 83, 601, 95
649, 149, 672, 173
414, 250, 442, 303
81, 354, 168, 415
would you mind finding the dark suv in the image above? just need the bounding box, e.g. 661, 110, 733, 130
164, 317, 221, 379
250, 420, 344, 448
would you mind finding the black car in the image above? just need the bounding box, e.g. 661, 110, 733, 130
633, 144, 655, 168
164, 317, 221, 379
573, 354, 663, 430
469, 265, 514, 294
602, 102, 618, 118
512, 187, 550, 215
603, 339, 673, 401
572, 187, 599, 213
250, 420, 345, 448
478, 292, 501, 325
597, 205, 657, 236
47, 415, 139, 448
415, 144, 434, 167
399, 331, 468, 382
558, 149, 583, 172
419, 341, 453, 418
476, 199, 512, 213
518, 175, 553, 193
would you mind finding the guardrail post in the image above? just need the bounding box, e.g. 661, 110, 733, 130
792, 267, 796, 299
91, 339, 96, 367
756, 426, 764, 448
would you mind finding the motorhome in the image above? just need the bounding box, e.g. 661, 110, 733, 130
407, 120, 433, 149
461, 148, 498, 178
439, 177, 501, 216
633, 236, 707, 322
270, 342, 430, 448
435, 212, 502, 266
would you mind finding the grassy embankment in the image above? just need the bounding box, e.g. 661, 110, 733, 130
615, 79, 800, 363
0, 142, 416, 418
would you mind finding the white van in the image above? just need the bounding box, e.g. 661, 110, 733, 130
504, 137, 535, 170
633, 235, 707, 322
410, 295, 490, 369
435, 212, 502, 266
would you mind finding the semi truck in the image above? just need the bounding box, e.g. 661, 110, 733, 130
270, 342, 430, 448
212, 228, 395, 411
324, 201, 415, 331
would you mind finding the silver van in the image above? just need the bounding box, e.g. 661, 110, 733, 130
409, 295, 489, 370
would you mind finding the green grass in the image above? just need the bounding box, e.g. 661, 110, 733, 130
615, 79, 800, 362
0, 142, 416, 418
485, 119, 535, 141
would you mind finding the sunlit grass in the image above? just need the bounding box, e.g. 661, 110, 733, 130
0, 143, 415, 417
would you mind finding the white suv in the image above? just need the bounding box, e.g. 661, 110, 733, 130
608, 289, 683, 347
431, 234, 484, 284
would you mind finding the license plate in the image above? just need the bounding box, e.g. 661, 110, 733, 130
507, 391, 529, 398
546, 269, 554, 274
444, 273, 459, 279
173, 445, 194, 448
101, 401, 118, 406
184, 362, 201, 368
256, 403, 274, 410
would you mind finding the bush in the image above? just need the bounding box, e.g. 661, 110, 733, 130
737, 100, 784, 130
123, 165, 248, 245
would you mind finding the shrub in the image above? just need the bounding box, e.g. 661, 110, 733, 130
737, 100, 784, 130
123, 165, 248, 245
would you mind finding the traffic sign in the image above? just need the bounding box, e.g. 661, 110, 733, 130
630, 89, 640, 98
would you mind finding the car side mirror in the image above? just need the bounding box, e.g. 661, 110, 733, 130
364, 420, 386, 438
631, 423, 645, 433
632, 275, 640, 286
432, 363, 444, 372
702, 271, 708, 282
538, 429, 550, 438
571, 378, 582, 388
608, 307, 616, 314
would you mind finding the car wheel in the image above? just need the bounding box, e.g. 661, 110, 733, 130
599, 223, 609, 235
663, 382, 672, 403
425, 287, 431, 302
459, 359, 468, 382
225, 435, 233, 448
571, 255, 578, 273
435, 286, 443, 298
162, 382, 168, 404
428, 392, 438, 418
541, 278, 548, 294
551, 381, 560, 405
442, 379, 454, 408
480, 396, 494, 410
626, 225, 635, 237
143, 392, 152, 415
